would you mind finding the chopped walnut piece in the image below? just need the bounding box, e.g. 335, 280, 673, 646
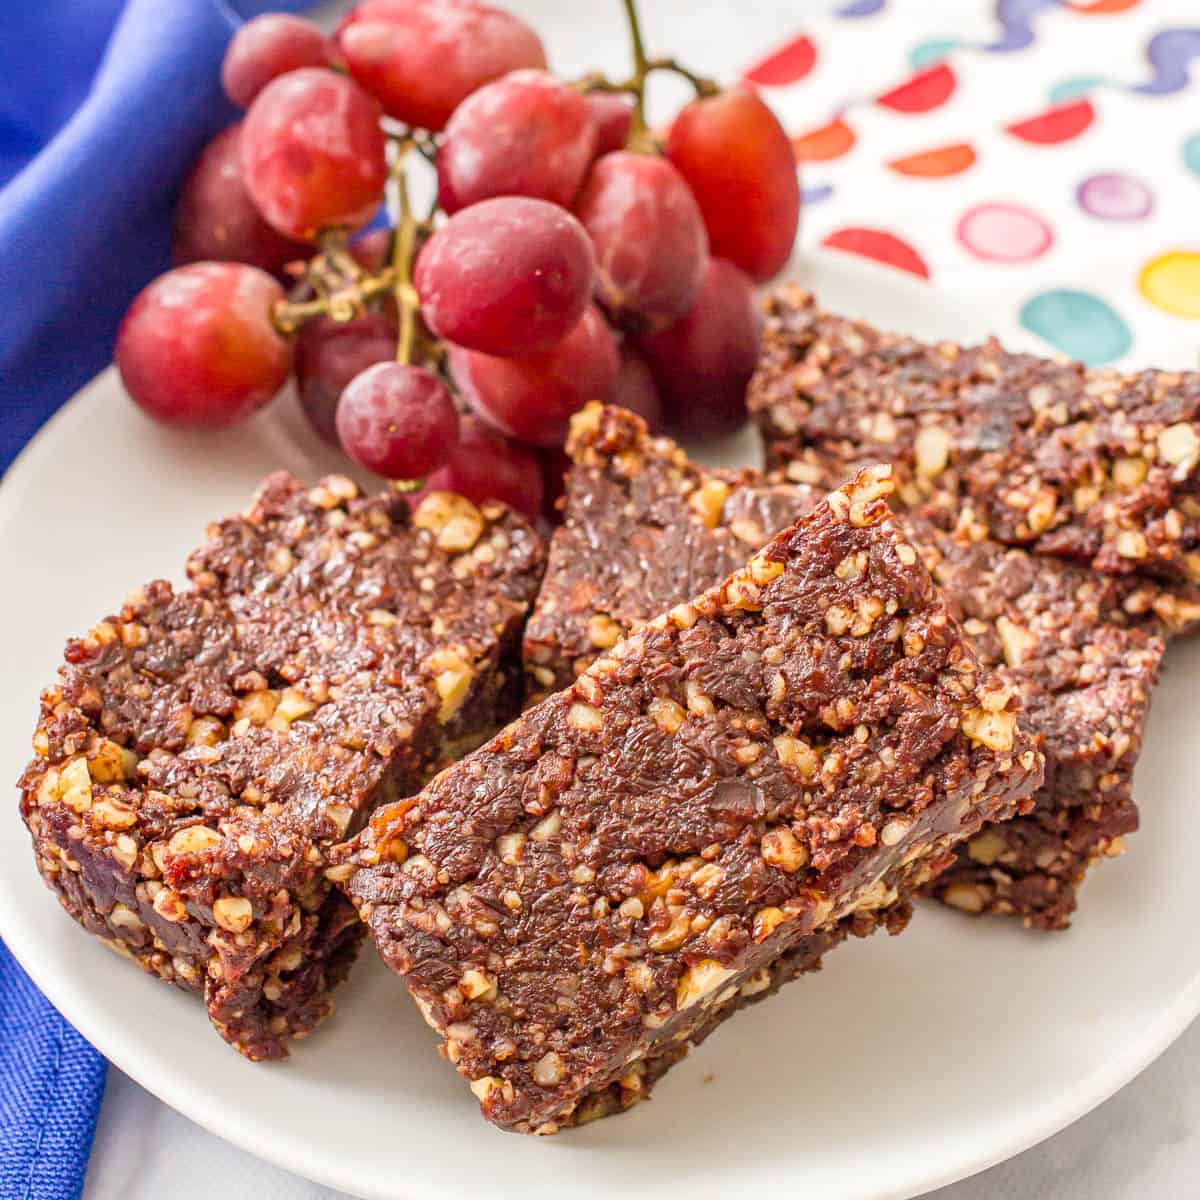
648, 697, 685, 734
676, 959, 735, 1009
413, 491, 485, 552
689, 479, 730, 528
168, 825, 221, 856
213, 896, 254, 933
962, 707, 1017, 752
914, 426, 951, 478
760, 828, 809, 873
532, 1051, 566, 1087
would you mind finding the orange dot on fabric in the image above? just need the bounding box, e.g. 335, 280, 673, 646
744, 35, 818, 86
876, 63, 956, 113
792, 118, 856, 163
1067, 0, 1141, 12
888, 142, 977, 178
1006, 99, 1095, 145
1138, 252, 1200, 319
822, 227, 931, 278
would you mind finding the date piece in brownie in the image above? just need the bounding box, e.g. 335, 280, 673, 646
528, 406, 1169, 929
342, 465, 1043, 1132
18, 474, 545, 1060
748, 286, 1200, 589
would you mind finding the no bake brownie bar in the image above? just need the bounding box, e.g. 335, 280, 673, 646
342, 463, 1043, 1132
18, 474, 545, 1059
910, 515, 1164, 927
528, 406, 1169, 928
749, 287, 1200, 589
524, 407, 820, 701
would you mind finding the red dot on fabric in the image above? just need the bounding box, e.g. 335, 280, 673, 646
822, 227, 931, 278
888, 142, 977, 178
876, 63, 956, 114
1006, 98, 1095, 145
744, 35, 818, 86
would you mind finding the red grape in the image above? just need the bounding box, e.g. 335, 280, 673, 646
638, 258, 759, 437
295, 313, 397, 445
421, 416, 544, 519
336, 0, 546, 131
415, 197, 594, 357
574, 151, 708, 330
666, 85, 800, 282
115, 263, 291, 429
438, 70, 597, 212
336, 362, 459, 479
349, 228, 393, 273
612, 346, 664, 432
222, 14, 335, 108
173, 124, 308, 273
240, 69, 387, 242
585, 92, 635, 158
449, 304, 619, 447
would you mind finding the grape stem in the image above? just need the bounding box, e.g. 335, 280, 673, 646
390, 162, 420, 367
604, 0, 718, 148
272, 267, 395, 334
273, 140, 429, 357
621, 0, 650, 137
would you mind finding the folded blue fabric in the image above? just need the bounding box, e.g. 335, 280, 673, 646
0, 941, 107, 1200
0, 0, 309, 475
0, 4, 309, 1194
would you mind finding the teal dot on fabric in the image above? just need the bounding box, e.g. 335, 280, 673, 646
1019, 289, 1132, 366
909, 39, 959, 69
1048, 76, 1105, 103
1183, 133, 1200, 177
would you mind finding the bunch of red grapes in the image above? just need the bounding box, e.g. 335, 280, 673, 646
115, 1, 800, 519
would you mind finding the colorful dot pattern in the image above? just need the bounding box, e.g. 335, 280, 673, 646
740, 0, 1200, 363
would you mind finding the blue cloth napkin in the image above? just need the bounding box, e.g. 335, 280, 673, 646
0, 942, 106, 1200
0, 3, 308, 1194
0, 0, 309, 475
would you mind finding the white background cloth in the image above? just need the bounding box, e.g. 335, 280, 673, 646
82, 1, 1200, 1195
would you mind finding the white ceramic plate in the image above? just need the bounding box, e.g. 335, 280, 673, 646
2, 255, 1199, 1200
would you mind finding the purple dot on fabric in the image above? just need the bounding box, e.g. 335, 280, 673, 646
835, 0, 887, 18
1077, 172, 1154, 221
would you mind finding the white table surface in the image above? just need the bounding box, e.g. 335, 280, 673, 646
74, 1, 1200, 1196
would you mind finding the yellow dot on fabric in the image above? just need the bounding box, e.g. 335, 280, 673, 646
1139, 252, 1200, 319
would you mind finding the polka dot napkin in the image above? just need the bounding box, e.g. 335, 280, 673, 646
743, 0, 1200, 368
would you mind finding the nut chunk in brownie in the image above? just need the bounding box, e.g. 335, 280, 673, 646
18, 474, 545, 1061
524, 403, 820, 700
749, 286, 1200, 588
342, 466, 1043, 1133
